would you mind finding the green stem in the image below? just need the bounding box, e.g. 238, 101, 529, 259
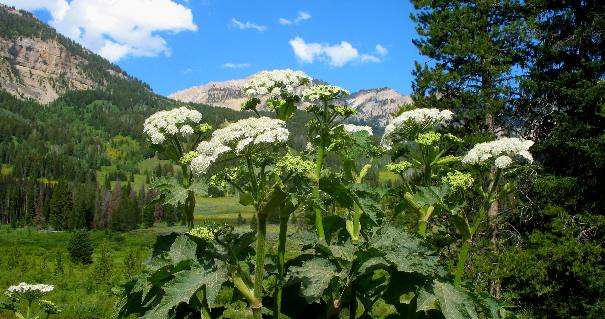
253, 212, 267, 318
418, 219, 427, 237
454, 240, 471, 286
313, 145, 326, 241
26, 300, 32, 319
184, 191, 195, 230
453, 169, 501, 286
274, 214, 289, 318
199, 287, 211, 319
233, 271, 260, 309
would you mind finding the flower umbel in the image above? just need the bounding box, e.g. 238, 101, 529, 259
244, 69, 311, 99
381, 108, 454, 148
143, 107, 203, 144
442, 171, 475, 191
7, 283, 54, 301
303, 85, 349, 102
190, 117, 290, 175
342, 124, 373, 136
462, 137, 534, 168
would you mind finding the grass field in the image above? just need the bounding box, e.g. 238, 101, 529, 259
0, 196, 301, 319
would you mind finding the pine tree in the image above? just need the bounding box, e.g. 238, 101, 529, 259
67, 230, 94, 264
92, 241, 114, 287
49, 181, 73, 230
410, 0, 528, 134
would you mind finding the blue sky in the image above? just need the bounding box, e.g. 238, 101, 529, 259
4, 0, 423, 96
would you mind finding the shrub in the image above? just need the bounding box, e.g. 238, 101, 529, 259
67, 230, 94, 265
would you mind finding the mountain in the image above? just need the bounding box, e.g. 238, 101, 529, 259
169, 77, 411, 127
0, 4, 147, 104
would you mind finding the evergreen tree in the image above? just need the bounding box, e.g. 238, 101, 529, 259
67, 230, 94, 265
410, 0, 528, 134
92, 241, 114, 287
49, 181, 72, 230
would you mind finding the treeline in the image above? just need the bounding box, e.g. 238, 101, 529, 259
0, 79, 315, 229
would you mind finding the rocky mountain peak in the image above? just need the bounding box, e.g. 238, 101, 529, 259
169, 77, 411, 127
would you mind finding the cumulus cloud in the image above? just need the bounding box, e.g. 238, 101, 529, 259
375, 44, 388, 56
279, 10, 311, 25
289, 37, 385, 67
221, 62, 250, 69
3, 0, 197, 62
230, 18, 267, 32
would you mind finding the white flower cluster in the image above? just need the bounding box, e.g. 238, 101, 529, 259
190, 117, 289, 175
462, 137, 534, 168
343, 124, 373, 136
8, 283, 54, 294
381, 108, 454, 148
244, 69, 311, 98
143, 107, 203, 144
303, 85, 349, 101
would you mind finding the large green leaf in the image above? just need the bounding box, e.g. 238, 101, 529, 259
142, 266, 228, 318
431, 281, 479, 319
319, 172, 356, 210
370, 226, 437, 276
286, 257, 339, 303
168, 235, 198, 265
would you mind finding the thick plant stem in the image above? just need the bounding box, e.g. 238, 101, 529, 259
418, 219, 427, 237
454, 239, 472, 286
184, 191, 196, 230
313, 146, 326, 241
199, 287, 211, 319
253, 213, 267, 319
274, 215, 289, 318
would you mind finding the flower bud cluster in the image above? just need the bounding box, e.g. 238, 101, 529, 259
381, 108, 454, 148
303, 85, 349, 102
442, 171, 475, 191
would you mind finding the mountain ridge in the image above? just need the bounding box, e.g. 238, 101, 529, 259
0, 4, 149, 104
169, 77, 412, 127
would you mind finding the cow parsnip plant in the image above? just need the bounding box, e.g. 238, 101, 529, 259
116, 70, 519, 319
1, 283, 60, 319
143, 107, 212, 229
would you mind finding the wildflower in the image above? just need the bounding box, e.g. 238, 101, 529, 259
462, 137, 534, 168
274, 154, 315, 176
244, 69, 311, 99
381, 108, 454, 148
415, 132, 442, 146
442, 171, 475, 191
188, 225, 216, 240
180, 151, 198, 165
385, 161, 415, 174
342, 124, 373, 136
38, 300, 61, 315
190, 117, 290, 175
143, 107, 203, 144
303, 85, 349, 102
7, 283, 54, 301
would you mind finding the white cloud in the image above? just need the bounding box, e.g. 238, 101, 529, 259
295, 11, 311, 23
279, 18, 292, 25
289, 37, 384, 67
360, 54, 380, 63
221, 62, 250, 69
279, 10, 311, 25
375, 44, 388, 56
230, 18, 266, 32
3, 0, 197, 62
